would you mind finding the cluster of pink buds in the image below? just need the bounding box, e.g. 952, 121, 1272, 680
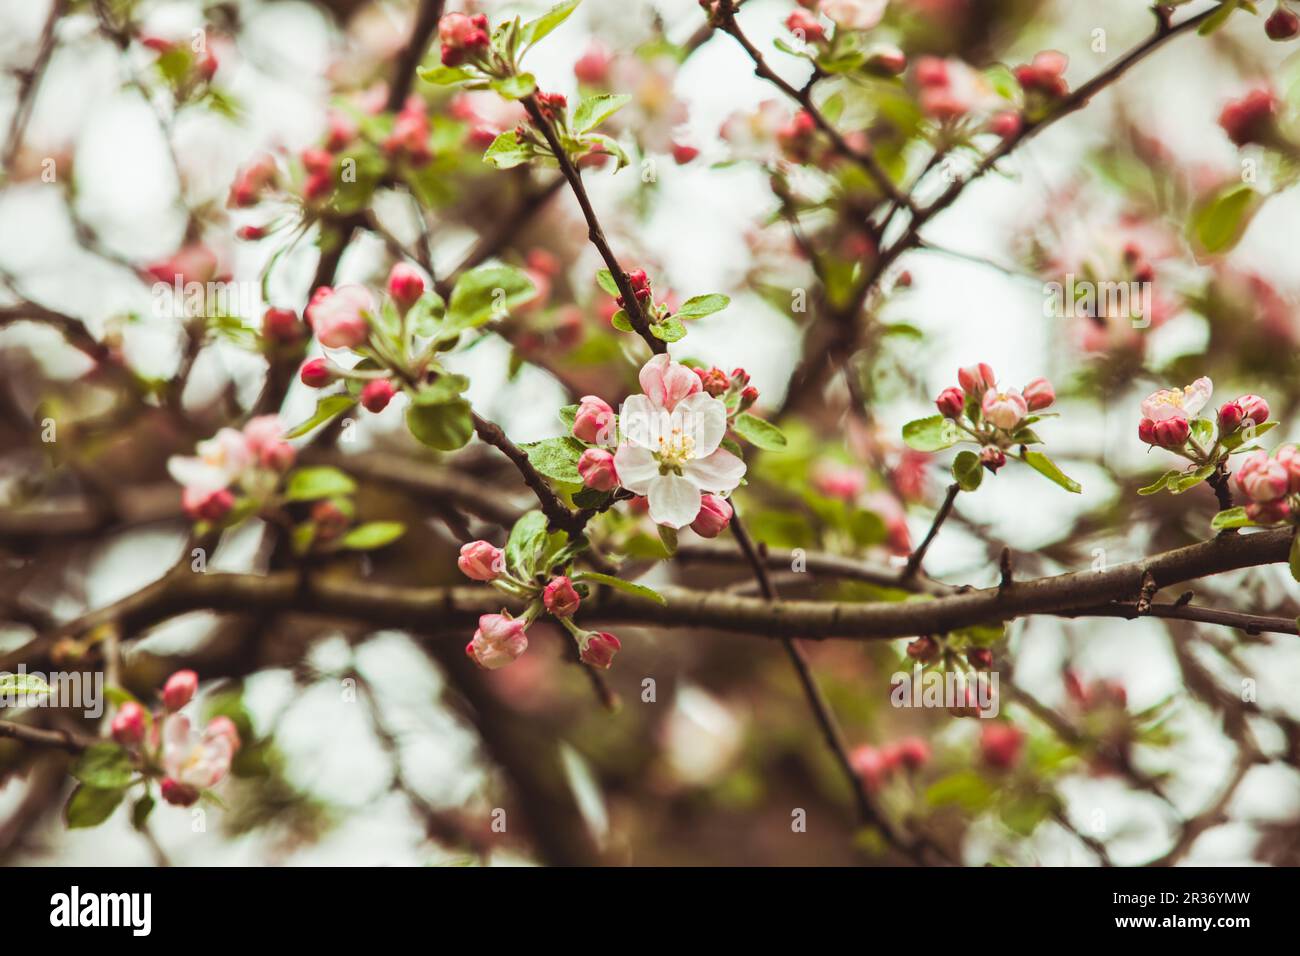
615, 268, 653, 309
1014, 51, 1069, 99
110, 669, 239, 808
850, 736, 931, 791
1235, 446, 1300, 522
227, 153, 278, 208
439, 12, 491, 67
693, 365, 758, 412
456, 541, 624, 671
785, 9, 828, 43
262, 306, 305, 345
932, 363, 1055, 473
383, 96, 432, 166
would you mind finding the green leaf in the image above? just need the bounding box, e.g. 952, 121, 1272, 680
1190, 182, 1260, 256
483, 129, 533, 169
490, 73, 537, 100
609, 309, 633, 332
581, 133, 628, 170
1168, 463, 1216, 495
573, 93, 631, 133
284, 466, 356, 502
558, 404, 579, 430
131, 794, 155, 831
1198, 0, 1240, 35
657, 523, 678, 556
1289, 533, 1300, 583
406, 400, 473, 451
577, 571, 668, 605
1137, 470, 1181, 495
651, 315, 687, 342
445, 264, 536, 333
1211, 506, 1256, 530
506, 510, 548, 578
71, 743, 134, 790
519, 436, 585, 484
419, 65, 476, 85
0, 672, 51, 697
732, 413, 786, 450
340, 521, 406, 551
951, 450, 983, 492
65, 784, 125, 829
1222, 420, 1277, 452
674, 293, 730, 320
925, 771, 994, 812
284, 394, 356, 439
902, 415, 961, 452
595, 269, 620, 295
410, 374, 470, 405
519, 0, 582, 50
1021, 450, 1082, 493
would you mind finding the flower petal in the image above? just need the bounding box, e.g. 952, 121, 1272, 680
614, 444, 658, 494
167, 457, 229, 493
674, 392, 727, 457
683, 448, 746, 493
638, 354, 671, 409
618, 394, 663, 449
647, 473, 702, 529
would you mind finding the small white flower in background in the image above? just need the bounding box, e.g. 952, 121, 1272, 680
159, 713, 236, 805
614, 356, 746, 529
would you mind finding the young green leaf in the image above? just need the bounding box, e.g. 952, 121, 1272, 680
0, 671, 51, 697
284, 395, 356, 439
519, 436, 586, 484
65, 784, 126, 829
573, 93, 631, 134
733, 412, 786, 450
951, 450, 983, 492
340, 521, 406, 551
483, 129, 533, 169
902, 415, 961, 453
1021, 450, 1082, 493
406, 399, 474, 450
1137, 470, 1181, 495
506, 510, 548, 578
674, 294, 730, 320
71, 743, 135, 790
490, 73, 537, 100
519, 0, 582, 51
445, 264, 537, 333
1210, 506, 1255, 530
577, 571, 668, 605
284, 466, 357, 502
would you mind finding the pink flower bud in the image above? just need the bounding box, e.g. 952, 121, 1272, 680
1138, 418, 1157, 445
865, 45, 907, 77
671, 142, 700, 164
1236, 394, 1270, 426
573, 43, 612, 85
849, 744, 889, 791
111, 701, 146, 745
637, 353, 702, 412
306, 285, 374, 349
739, 385, 759, 411
182, 486, 234, 522
967, 647, 994, 669
1276, 444, 1300, 492
572, 395, 616, 444
361, 378, 396, 413
1022, 377, 1055, 411
1218, 401, 1244, 433
1219, 88, 1279, 147
458, 540, 503, 581
439, 12, 490, 67
981, 388, 1028, 431
311, 500, 350, 540
162, 670, 198, 711
980, 447, 1006, 473
615, 268, 653, 309
227, 153, 278, 208
387, 262, 425, 308
988, 110, 1022, 139
690, 494, 733, 538
785, 9, 826, 42
980, 722, 1024, 769
1246, 499, 1291, 523
262, 307, 303, 344
466, 613, 529, 669
894, 736, 931, 770
160, 778, 200, 807
906, 636, 938, 662
580, 631, 622, 669
935, 386, 965, 419
1235, 450, 1289, 502
957, 363, 996, 398
543, 576, 581, 617
300, 357, 334, 388
578, 448, 619, 491
1266, 6, 1300, 40
1015, 51, 1069, 97
1152, 416, 1190, 448
237, 225, 266, 241
243, 415, 295, 471
695, 366, 730, 397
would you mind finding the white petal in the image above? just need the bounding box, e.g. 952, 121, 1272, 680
674, 392, 727, 457
167, 457, 229, 492
613, 445, 659, 494
618, 394, 663, 449
683, 448, 746, 493
647, 474, 702, 529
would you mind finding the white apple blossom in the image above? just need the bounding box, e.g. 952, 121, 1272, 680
1140, 377, 1213, 422
614, 374, 746, 528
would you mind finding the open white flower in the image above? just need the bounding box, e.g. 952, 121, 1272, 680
1141, 376, 1212, 422
166, 428, 252, 494
614, 391, 746, 528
